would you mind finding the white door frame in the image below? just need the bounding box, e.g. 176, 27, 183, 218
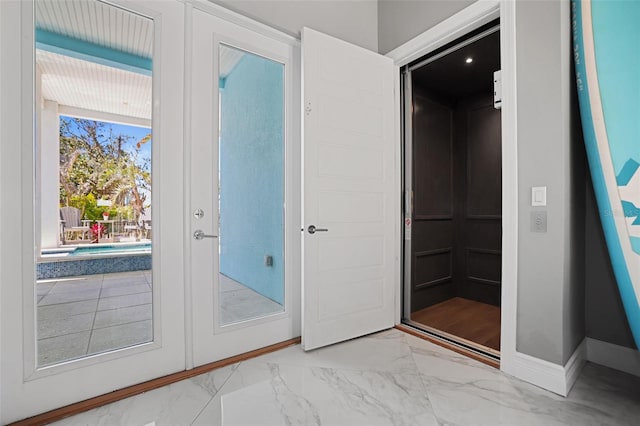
386, 0, 518, 374
0, 0, 186, 422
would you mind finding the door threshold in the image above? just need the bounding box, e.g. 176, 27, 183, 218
395, 323, 500, 369
11, 337, 301, 426
406, 319, 501, 358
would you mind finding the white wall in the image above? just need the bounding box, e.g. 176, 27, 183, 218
378, 0, 474, 53
514, 0, 583, 365
212, 0, 379, 51
0, 2, 3, 421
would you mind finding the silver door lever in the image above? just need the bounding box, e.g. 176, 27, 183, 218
193, 230, 218, 240
308, 225, 328, 234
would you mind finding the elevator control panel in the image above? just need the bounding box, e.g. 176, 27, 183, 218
494, 70, 502, 109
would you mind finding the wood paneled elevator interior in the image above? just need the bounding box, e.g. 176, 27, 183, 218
403, 24, 503, 354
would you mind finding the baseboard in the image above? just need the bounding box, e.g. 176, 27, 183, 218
564, 339, 587, 394
586, 338, 640, 377
508, 339, 586, 397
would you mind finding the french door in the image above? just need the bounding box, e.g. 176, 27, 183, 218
188, 5, 300, 367
1, 0, 186, 422
1, 1, 393, 422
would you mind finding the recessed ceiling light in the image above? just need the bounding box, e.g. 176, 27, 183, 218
465, 57, 473, 64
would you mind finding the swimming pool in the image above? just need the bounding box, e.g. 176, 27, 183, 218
38, 243, 152, 279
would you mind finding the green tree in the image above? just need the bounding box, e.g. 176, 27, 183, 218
59, 117, 151, 221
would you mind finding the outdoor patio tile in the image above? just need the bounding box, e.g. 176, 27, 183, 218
48, 279, 103, 294
37, 282, 56, 297
102, 271, 147, 281
221, 292, 283, 325
38, 331, 90, 366
93, 304, 152, 329
38, 288, 101, 306
37, 299, 98, 321
88, 320, 153, 354
219, 274, 247, 293
97, 292, 152, 311
220, 288, 282, 308
38, 312, 95, 339
100, 284, 151, 298
101, 277, 149, 289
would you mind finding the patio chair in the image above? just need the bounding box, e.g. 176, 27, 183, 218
60, 206, 91, 243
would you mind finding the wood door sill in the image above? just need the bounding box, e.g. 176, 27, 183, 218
11, 337, 301, 426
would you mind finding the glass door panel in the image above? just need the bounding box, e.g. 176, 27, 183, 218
217, 44, 285, 326
35, 0, 154, 367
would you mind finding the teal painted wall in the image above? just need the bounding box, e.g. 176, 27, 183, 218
219, 53, 284, 304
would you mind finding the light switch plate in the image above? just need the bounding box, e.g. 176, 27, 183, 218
531, 211, 547, 233
532, 186, 547, 207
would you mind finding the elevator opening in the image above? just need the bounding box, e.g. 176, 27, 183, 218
402, 22, 502, 358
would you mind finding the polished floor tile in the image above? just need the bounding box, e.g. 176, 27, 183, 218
50, 329, 640, 426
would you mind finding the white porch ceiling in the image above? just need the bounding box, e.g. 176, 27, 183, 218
36, 0, 153, 59
34, 0, 245, 121
37, 49, 152, 120
36, 0, 153, 120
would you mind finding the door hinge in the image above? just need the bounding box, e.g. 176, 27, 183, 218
305, 101, 312, 116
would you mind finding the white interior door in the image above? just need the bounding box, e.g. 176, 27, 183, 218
302, 28, 397, 350
0, 1, 185, 422
188, 6, 300, 367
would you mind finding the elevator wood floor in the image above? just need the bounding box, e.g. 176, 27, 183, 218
411, 297, 501, 352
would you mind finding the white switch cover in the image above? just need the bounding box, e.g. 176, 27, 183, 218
532, 186, 547, 207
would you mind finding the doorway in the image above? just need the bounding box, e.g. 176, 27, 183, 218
402, 23, 502, 357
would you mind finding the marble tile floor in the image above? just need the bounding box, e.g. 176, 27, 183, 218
37, 271, 283, 366
51, 328, 640, 426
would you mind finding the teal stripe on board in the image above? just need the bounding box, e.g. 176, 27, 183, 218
591, 1, 640, 175
572, 0, 640, 349
616, 159, 639, 185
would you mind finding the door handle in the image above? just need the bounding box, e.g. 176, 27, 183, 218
307, 225, 328, 234
193, 230, 218, 240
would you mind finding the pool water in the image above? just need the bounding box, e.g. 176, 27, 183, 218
41, 243, 151, 258
70, 243, 151, 256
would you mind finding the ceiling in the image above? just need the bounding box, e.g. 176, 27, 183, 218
35, 0, 153, 120
36, 0, 153, 60
412, 30, 500, 102
38, 49, 153, 120
35, 0, 243, 121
